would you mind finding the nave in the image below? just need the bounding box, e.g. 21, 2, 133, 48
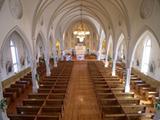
5, 61, 155, 120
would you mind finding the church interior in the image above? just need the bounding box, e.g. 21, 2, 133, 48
0, 0, 160, 120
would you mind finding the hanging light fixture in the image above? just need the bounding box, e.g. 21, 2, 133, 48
73, 0, 90, 42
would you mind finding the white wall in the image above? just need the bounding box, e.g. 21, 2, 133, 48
133, 34, 160, 81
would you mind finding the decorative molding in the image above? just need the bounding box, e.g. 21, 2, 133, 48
8, 0, 23, 19
140, 0, 155, 19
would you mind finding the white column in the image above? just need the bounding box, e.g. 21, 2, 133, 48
124, 68, 131, 93
112, 47, 118, 76
52, 38, 58, 67
44, 49, 51, 77
97, 51, 101, 61
31, 61, 39, 93
0, 82, 9, 120
0, 112, 9, 120
112, 60, 116, 76
45, 57, 51, 76
104, 55, 109, 67
97, 32, 103, 61
104, 38, 111, 68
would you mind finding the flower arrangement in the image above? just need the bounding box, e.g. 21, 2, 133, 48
155, 100, 160, 111
0, 98, 7, 112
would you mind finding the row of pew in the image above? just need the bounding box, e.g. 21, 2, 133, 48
116, 62, 159, 104
3, 60, 47, 105
88, 61, 152, 120
3, 73, 32, 105
8, 61, 73, 120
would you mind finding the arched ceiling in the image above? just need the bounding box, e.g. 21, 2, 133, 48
31, 0, 130, 41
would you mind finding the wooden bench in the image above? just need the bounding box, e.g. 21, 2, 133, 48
103, 113, 127, 120
48, 93, 65, 99
5, 87, 21, 97
10, 84, 25, 92
3, 92, 17, 101
121, 105, 146, 114
16, 106, 40, 115
8, 114, 35, 120
100, 98, 140, 106
97, 93, 134, 99
39, 85, 53, 89
28, 93, 48, 99
102, 105, 125, 114
44, 99, 63, 107
36, 115, 59, 120
135, 83, 150, 92
39, 106, 61, 116
23, 99, 44, 106
38, 88, 50, 93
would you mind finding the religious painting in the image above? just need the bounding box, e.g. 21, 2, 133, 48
149, 61, 156, 73
6, 61, 12, 74
136, 59, 140, 66
20, 56, 25, 66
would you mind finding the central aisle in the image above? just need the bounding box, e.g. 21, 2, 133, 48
63, 61, 102, 120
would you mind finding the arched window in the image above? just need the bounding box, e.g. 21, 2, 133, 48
120, 44, 124, 59
10, 40, 19, 72
141, 36, 151, 73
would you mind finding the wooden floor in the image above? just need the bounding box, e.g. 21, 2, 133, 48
63, 61, 102, 120
6, 61, 154, 119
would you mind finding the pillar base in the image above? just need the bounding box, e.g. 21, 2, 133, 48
124, 68, 131, 93
32, 86, 38, 93
0, 110, 10, 120
46, 71, 51, 76
124, 85, 130, 93
112, 71, 116, 76
54, 63, 57, 67
32, 80, 39, 93
104, 61, 109, 68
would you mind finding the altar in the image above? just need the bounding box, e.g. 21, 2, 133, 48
75, 44, 86, 60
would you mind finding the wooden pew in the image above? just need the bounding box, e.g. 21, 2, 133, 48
10, 84, 25, 92
36, 115, 59, 120
44, 99, 63, 107
5, 87, 22, 97
48, 93, 65, 99
16, 80, 29, 87
39, 106, 61, 116
8, 114, 35, 120
103, 114, 127, 120
28, 93, 48, 99
16, 106, 40, 115
97, 93, 134, 98
39, 85, 53, 89
121, 105, 146, 114
38, 88, 50, 93
3, 92, 17, 101
23, 99, 44, 106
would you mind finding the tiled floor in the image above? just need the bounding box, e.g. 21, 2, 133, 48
63, 61, 102, 120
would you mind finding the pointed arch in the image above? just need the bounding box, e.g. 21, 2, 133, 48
0, 26, 33, 68
130, 29, 159, 69
114, 33, 125, 61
